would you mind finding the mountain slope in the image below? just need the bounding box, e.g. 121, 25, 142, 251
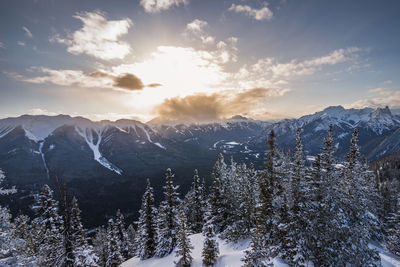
121, 233, 400, 267
0, 106, 399, 227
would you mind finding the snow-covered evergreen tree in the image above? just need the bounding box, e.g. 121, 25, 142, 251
0, 207, 37, 266
208, 154, 229, 233
127, 224, 137, 256
31, 184, 65, 267
156, 168, 180, 257
135, 179, 157, 260
93, 226, 108, 266
69, 197, 98, 266
0, 171, 36, 266
115, 209, 132, 259
280, 128, 309, 265
387, 196, 400, 256
174, 211, 193, 267
202, 213, 219, 267
183, 169, 206, 233
106, 219, 124, 267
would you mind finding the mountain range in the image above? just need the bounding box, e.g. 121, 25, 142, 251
0, 105, 399, 227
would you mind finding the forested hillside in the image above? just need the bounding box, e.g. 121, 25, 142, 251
1, 126, 399, 266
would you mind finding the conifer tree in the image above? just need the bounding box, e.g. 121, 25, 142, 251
115, 209, 131, 259
93, 226, 108, 266
69, 197, 98, 266
127, 224, 137, 257
175, 211, 193, 267
135, 179, 157, 260
208, 154, 229, 233
106, 219, 124, 267
156, 168, 180, 257
32, 184, 64, 267
0, 207, 37, 266
202, 213, 219, 267
387, 196, 400, 256
184, 169, 206, 233
281, 128, 309, 265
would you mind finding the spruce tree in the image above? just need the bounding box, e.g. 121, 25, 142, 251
32, 184, 65, 267
281, 128, 309, 265
135, 179, 157, 260
174, 211, 193, 267
106, 219, 124, 267
127, 224, 137, 257
115, 209, 131, 259
202, 213, 219, 267
156, 168, 180, 257
0, 207, 37, 266
93, 226, 108, 266
208, 154, 229, 233
69, 197, 98, 266
184, 169, 206, 233
387, 196, 400, 256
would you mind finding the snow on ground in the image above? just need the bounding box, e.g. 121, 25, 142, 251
122, 234, 400, 267
122, 233, 288, 267
75, 126, 123, 175
369, 243, 400, 267
138, 126, 166, 150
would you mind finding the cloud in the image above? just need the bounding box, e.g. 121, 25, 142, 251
228, 3, 273, 21
155, 87, 287, 122
17, 41, 25, 46
0, 42, 5, 49
114, 73, 145, 90
15, 68, 161, 92
51, 11, 132, 60
349, 88, 400, 109
383, 80, 392, 84
22, 26, 33, 38
27, 108, 57, 116
185, 19, 215, 45
140, 0, 188, 13
237, 47, 362, 81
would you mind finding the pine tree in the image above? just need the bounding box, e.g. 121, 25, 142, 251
69, 197, 98, 266
184, 169, 206, 233
0, 206, 37, 266
387, 196, 400, 256
93, 226, 108, 266
208, 154, 229, 233
156, 168, 180, 257
106, 219, 124, 267
127, 224, 137, 257
115, 209, 132, 259
174, 211, 193, 267
202, 213, 219, 267
32, 184, 65, 267
280, 128, 309, 265
135, 179, 157, 260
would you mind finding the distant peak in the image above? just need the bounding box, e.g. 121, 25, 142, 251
374, 106, 392, 117
323, 105, 345, 113
228, 115, 249, 121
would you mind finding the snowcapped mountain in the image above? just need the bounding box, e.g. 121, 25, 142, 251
250, 105, 400, 160
0, 106, 399, 227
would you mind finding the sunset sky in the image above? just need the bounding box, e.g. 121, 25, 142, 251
1, 0, 399, 122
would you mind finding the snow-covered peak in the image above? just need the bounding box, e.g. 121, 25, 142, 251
372, 106, 392, 119
0, 114, 92, 141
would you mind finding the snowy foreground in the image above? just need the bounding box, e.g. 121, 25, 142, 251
122, 234, 400, 267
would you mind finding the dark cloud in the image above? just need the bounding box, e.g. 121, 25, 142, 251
114, 73, 145, 90
88, 71, 160, 91
147, 83, 162, 88
156, 94, 223, 123
88, 71, 112, 78
155, 88, 278, 123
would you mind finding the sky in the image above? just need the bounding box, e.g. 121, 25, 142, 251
0, 0, 399, 122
